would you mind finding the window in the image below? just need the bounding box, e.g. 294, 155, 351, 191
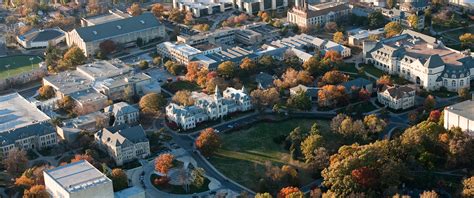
460, 80, 464, 87
452, 80, 456, 87
443, 79, 447, 86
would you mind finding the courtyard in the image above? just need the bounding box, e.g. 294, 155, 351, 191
208, 118, 340, 191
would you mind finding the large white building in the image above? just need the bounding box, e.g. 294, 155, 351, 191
172, 0, 234, 17
44, 160, 114, 198
270, 33, 351, 58
235, 0, 288, 15
444, 100, 474, 136
67, 13, 166, 57
157, 42, 204, 65
363, 30, 474, 92
95, 125, 150, 166
377, 84, 415, 110
166, 86, 252, 130
287, 1, 350, 28
16, 28, 66, 49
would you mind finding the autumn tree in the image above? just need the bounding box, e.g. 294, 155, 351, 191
195, 128, 221, 157
318, 85, 347, 107
302, 56, 321, 74
165, 60, 186, 75
419, 190, 439, 198
59, 46, 86, 70
240, 57, 257, 72
321, 70, 348, 85
368, 11, 385, 28
407, 15, 419, 29
255, 193, 273, 198
428, 110, 441, 122
250, 88, 280, 109
459, 33, 474, 47
376, 75, 392, 87
15, 175, 35, 188
217, 61, 236, 78
387, 0, 396, 8
323, 50, 342, 63
458, 87, 471, 101
172, 90, 195, 106
363, 114, 387, 134
283, 50, 302, 68
38, 85, 55, 100
287, 90, 312, 111
155, 153, 174, 176
205, 76, 228, 93
184, 11, 194, 25
193, 24, 210, 31
168, 9, 185, 23
5, 148, 28, 177
462, 176, 474, 197
110, 168, 128, 191
333, 31, 344, 44
300, 134, 323, 163
24, 185, 48, 198
278, 186, 302, 198
128, 3, 142, 16
99, 40, 116, 55
274, 68, 313, 89
324, 22, 338, 32
151, 3, 165, 17
139, 93, 167, 116
258, 55, 274, 70
384, 22, 402, 38
424, 95, 436, 111
191, 167, 205, 188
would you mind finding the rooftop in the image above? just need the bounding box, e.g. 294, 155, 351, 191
44, 160, 111, 193
446, 100, 474, 120
0, 122, 56, 146
82, 9, 130, 26
77, 60, 130, 81
18, 28, 65, 43
0, 93, 50, 132
97, 124, 148, 146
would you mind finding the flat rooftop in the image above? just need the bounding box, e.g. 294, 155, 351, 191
77, 60, 130, 81
0, 93, 50, 132
44, 160, 111, 193
43, 70, 92, 95
82, 10, 130, 26
446, 100, 474, 120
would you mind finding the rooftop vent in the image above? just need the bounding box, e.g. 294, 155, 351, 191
92, 31, 97, 35
116, 25, 122, 30
140, 20, 145, 24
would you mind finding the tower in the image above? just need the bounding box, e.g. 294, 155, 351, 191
214, 85, 222, 102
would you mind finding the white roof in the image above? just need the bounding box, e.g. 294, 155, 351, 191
0, 93, 50, 132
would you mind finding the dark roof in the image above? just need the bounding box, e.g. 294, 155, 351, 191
341, 78, 372, 91
381, 85, 415, 99
0, 122, 56, 146
74, 13, 162, 42
423, 55, 444, 68
19, 28, 64, 42
102, 124, 148, 145
255, 72, 275, 89
291, 3, 350, 18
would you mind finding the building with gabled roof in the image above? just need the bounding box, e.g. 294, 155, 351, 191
363, 30, 474, 92
377, 84, 415, 110
287, 1, 350, 28
104, 102, 139, 126
44, 160, 114, 198
95, 124, 150, 166
67, 13, 166, 57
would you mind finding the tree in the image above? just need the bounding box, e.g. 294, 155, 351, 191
205, 76, 228, 93
250, 88, 280, 109
168, 9, 185, 23
279, 186, 302, 198
333, 31, 344, 44
128, 3, 142, 16
458, 87, 471, 100
139, 93, 167, 114
309, 147, 329, 171
191, 167, 205, 188
368, 11, 385, 28
186, 62, 200, 81
363, 114, 387, 134
302, 56, 321, 74
407, 15, 419, 29
99, 40, 116, 55
462, 176, 474, 197
283, 50, 302, 68
256, 193, 273, 198
23, 185, 48, 198
151, 3, 165, 17
424, 95, 436, 111
165, 61, 186, 75
258, 55, 274, 70
428, 110, 441, 122
287, 90, 312, 111
217, 61, 236, 78
172, 90, 195, 106
324, 22, 338, 32
193, 24, 210, 31
240, 57, 257, 71
301, 134, 323, 163
153, 56, 162, 66
58, 95, 75, 115
60, 46, 86, 69
368, 34, 380, 41
419, 190, 439, 198
274, 68, 313, 89
195, 128, 221, 156
376, 75, 392, 87
139, 60, 149, 70
38, 85, 55, 100
384, 22, 402, 38
15, 175, 35, 188
184, 11, 194, 25
459, 33, 474, 47
155, 153, 174, 175
110, 169, 128, 191
387, 0, 396, 8
323, 50, 342, 63
318, 85, 347, 107
321, 70, 348, 85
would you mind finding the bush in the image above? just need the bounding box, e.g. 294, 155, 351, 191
154, 176, 170, 186
139, 60, 149, 70
273, 134, 287, 145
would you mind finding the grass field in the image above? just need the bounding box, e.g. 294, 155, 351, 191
0, 55, 43, 79
209, 119, 338, 191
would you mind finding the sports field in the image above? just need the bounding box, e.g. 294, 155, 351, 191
0, 55, 43, 79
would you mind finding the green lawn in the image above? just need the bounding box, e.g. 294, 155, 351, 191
0, 55, 43, 79
162, 80, 200, 93
338, 63, 359, 73
337, 101, 378, 114
361, 63, 385, 78
151, 174, 210, 194
209, 119, 338, 191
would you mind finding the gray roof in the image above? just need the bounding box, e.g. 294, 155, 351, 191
104, 102, 138, 117
44, 160, 111, 193
255, 72, 275, 89
445, 100, 474, 121
74, 13, 162, 42
18, 28, 64, 42
0, 122, 55, 146
381, 85, 415, 99
97, 124, 148, 146
341, 78, 373, 91
424, 54, 445, 68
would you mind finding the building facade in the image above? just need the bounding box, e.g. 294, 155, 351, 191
363, 30, 474, 92
95, 125, 150, 166
44, 160, 114, 198
67, 13, 166, 57
16, 28, 66, 49
166, 86, 252, 130
287, 1, 350, 28
377, 85, 415, 110
444, 100, 474, 136
235, 0, 288, 15
104, 102, 139, 126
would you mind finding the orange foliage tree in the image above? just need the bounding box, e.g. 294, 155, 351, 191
278, 186, 302, 198
195, 128, 221, 157
155, 153, 174, 175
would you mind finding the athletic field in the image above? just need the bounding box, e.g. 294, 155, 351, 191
0, 55, 43, 79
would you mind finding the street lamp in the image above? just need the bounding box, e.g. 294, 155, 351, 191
29, 57, 34, 70
5, 64, 10, 78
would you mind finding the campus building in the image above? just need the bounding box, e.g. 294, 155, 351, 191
363, 30, 474, 92
270, 33, 351, 58
347, 28, 385, 46
235, 0, 288, 15
287, 1, 350, 28
44, 160, 114, 198
81, 9, 131, 27
444, 100, 474, 136
95, 125, 150, 166
377, 84, 416, 110
0, 122, 58, 157
16, 28, 66, 49
67, 13, 166, 56
166, 86, 252, 130
172, 0, 234, 17
104, 102, 139, 126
